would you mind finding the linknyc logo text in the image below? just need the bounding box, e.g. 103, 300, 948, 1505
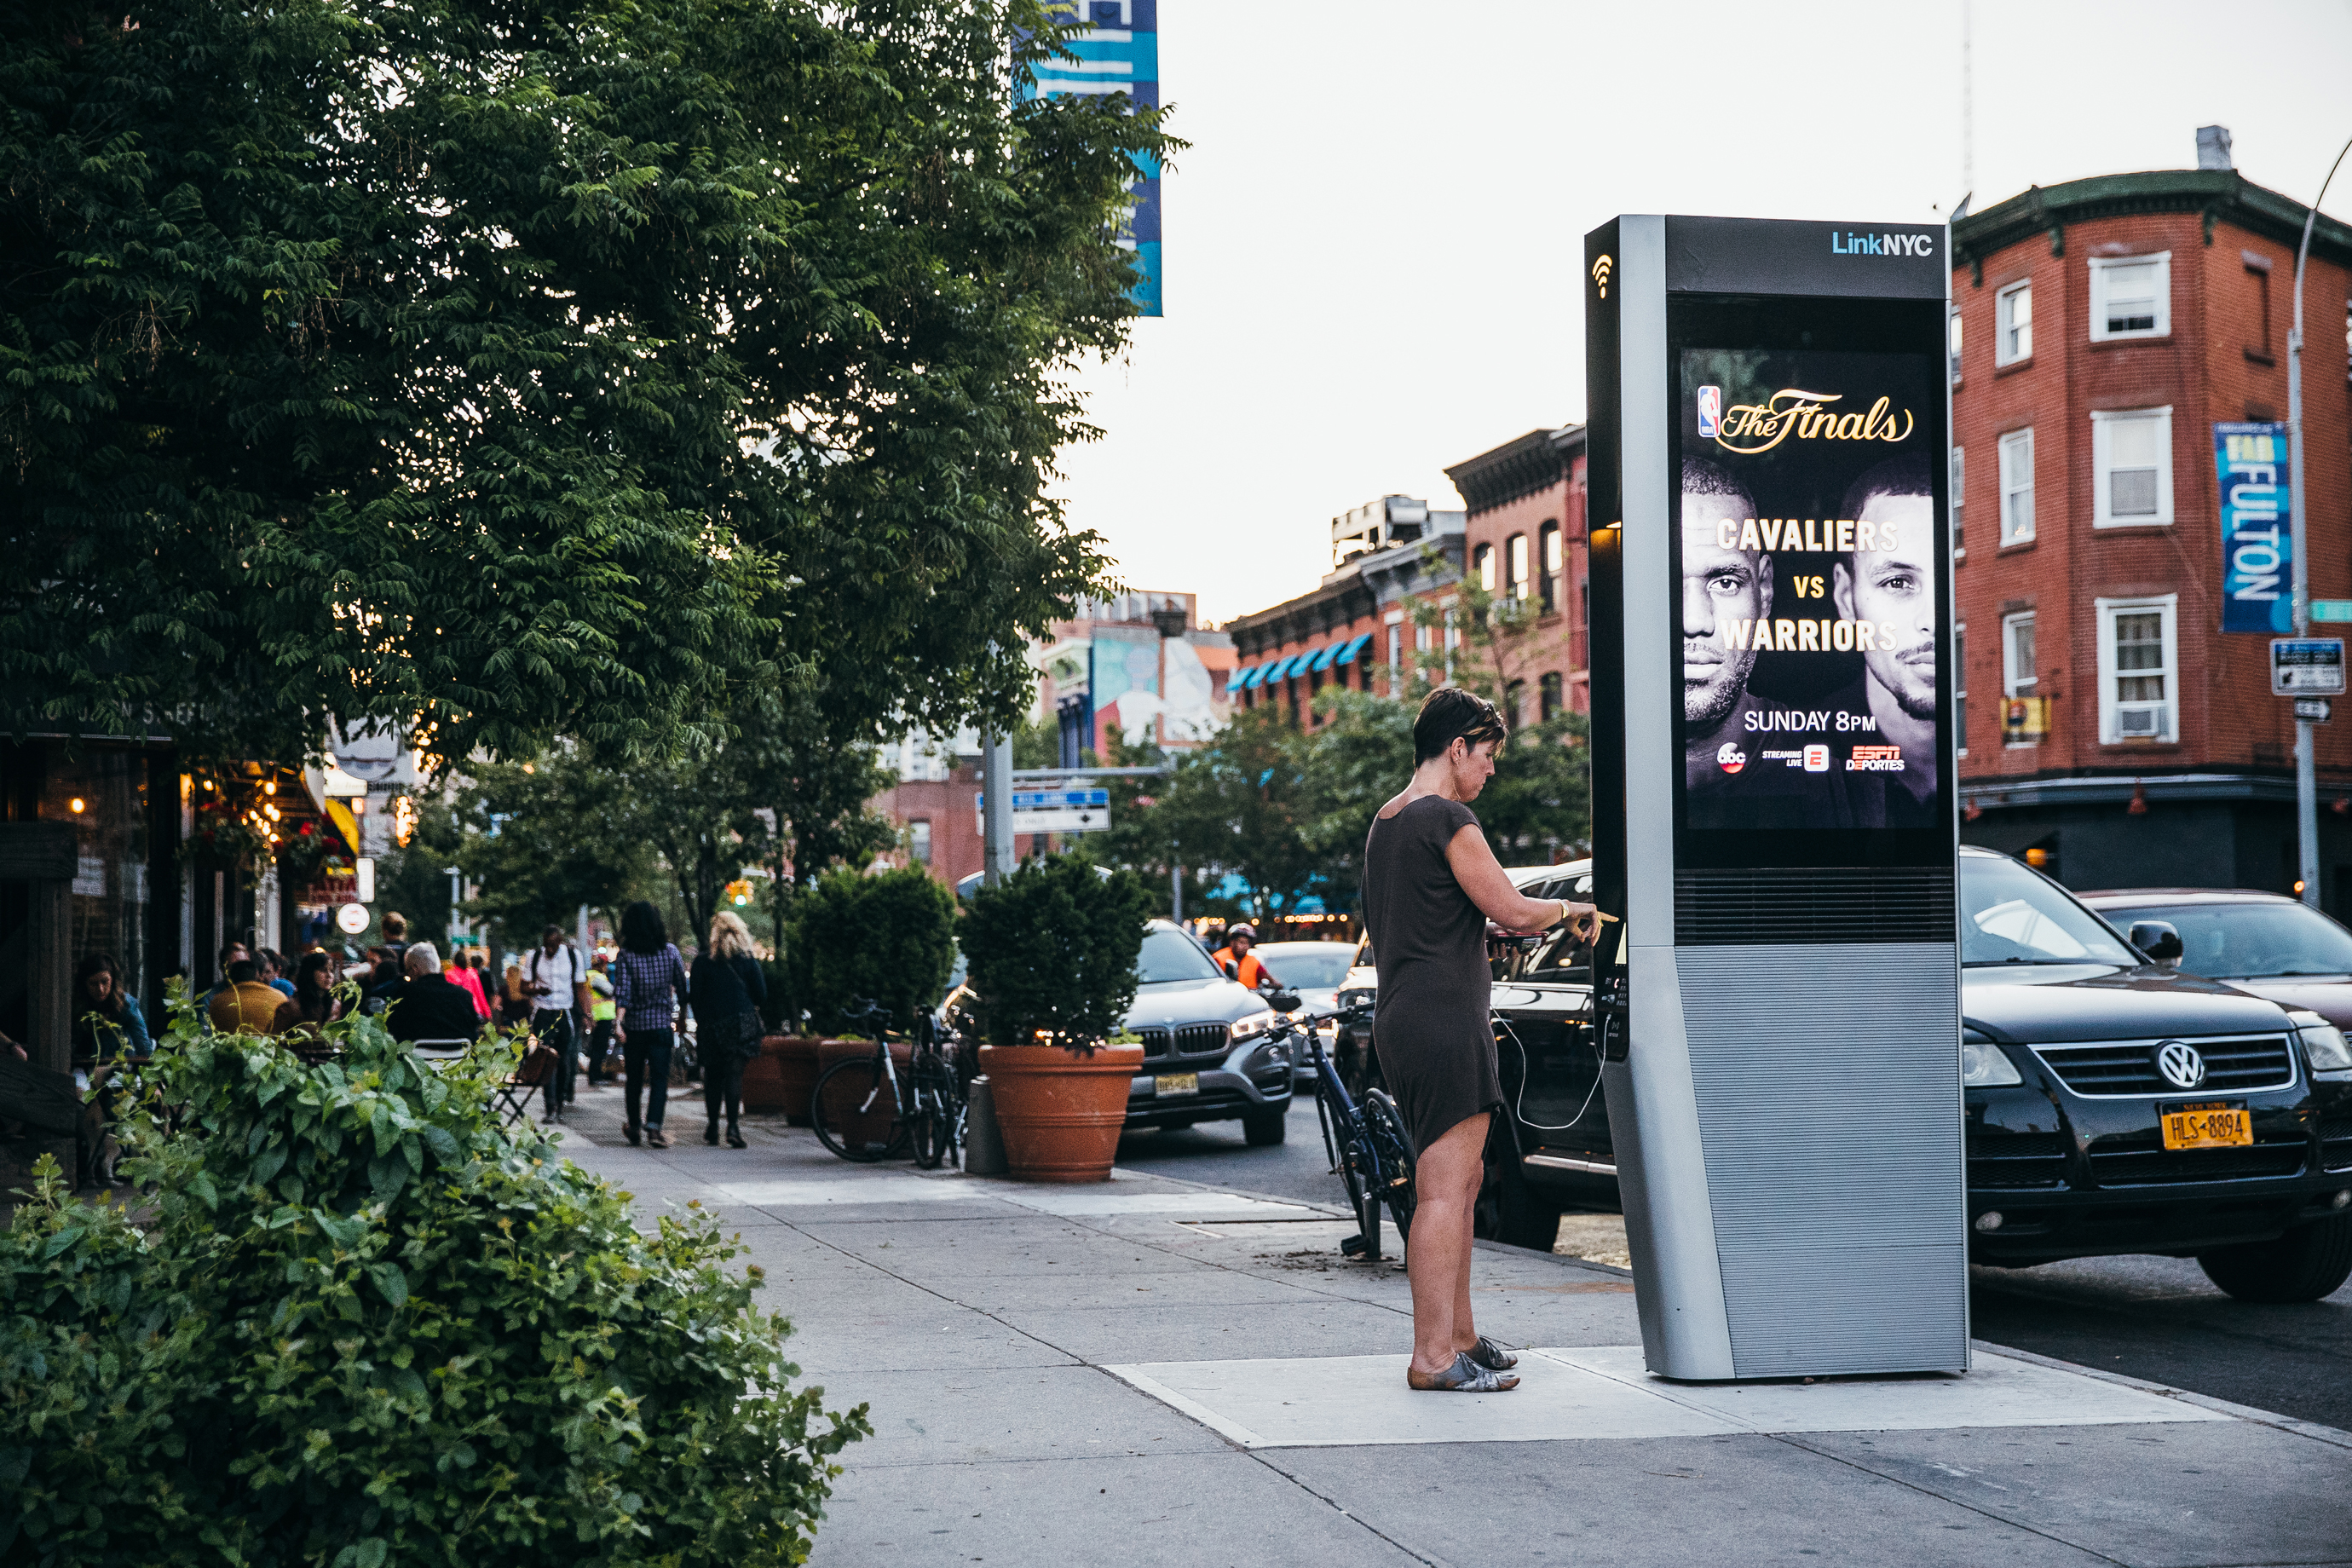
1830, 230, 1934, 257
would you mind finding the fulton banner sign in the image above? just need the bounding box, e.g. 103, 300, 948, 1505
2218, 422, 2292, 633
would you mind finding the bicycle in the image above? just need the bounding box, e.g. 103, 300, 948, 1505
810, 999, 966, 1169
1262, 991, 1417, 1262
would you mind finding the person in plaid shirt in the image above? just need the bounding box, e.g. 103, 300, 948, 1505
612, 901, 691, 1147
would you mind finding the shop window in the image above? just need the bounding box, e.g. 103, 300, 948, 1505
1997, 280, 2032, 365
2090, 253, 2169, 341
1998, 428, 2034, 545
2098, 595, 2178, 744
2092, 406, 2172, 527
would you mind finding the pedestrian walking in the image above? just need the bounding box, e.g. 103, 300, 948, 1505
691, 912, 769, 1149
1362, 688, 1598, 1393
611, 901, 689, 1148
525, 925, 591, 1118
585, 953, 617, 1085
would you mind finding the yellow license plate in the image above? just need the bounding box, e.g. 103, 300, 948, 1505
2160, 1104, 2251, 1151
1154, 1073, 1199, 1098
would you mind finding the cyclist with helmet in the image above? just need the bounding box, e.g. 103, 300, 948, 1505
1211, 923, 1277, 991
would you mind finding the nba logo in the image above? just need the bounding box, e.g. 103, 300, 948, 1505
1697, 385, 1721, 439
1802, 743, 1830, 773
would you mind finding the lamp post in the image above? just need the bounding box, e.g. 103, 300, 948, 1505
2291, 133, 2352, 908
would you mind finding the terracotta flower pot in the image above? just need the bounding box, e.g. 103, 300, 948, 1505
742, 1035, 822, 1122
978, 1041, 1145, 1184
816, 1036, 914, 1149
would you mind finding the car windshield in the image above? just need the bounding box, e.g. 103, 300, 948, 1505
1963, 856, 2139, 967
1256, 948, 1355, 989
2101, 900, 2352, 978
1136, 927, 1221, 984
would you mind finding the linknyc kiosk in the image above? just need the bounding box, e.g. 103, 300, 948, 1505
1584, 215, 1966, 1380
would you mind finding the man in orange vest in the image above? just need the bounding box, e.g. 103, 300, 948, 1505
1211, 923, 1277, 990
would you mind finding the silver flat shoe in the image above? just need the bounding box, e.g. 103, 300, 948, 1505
1407, 1351, 1520, 1392
1466, 1336, 1518, 1371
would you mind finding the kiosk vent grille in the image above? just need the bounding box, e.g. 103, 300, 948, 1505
1674, 868, 1955, 945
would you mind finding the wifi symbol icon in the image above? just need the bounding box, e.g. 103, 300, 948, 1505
1591, 254, 1613, 297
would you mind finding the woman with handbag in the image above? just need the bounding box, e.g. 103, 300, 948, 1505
690, 911, 769, 1149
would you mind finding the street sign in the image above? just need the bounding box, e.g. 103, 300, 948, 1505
977, 787, 1112, 836
2296, 698, 2333, 723
335, 902, 370, 935
2313, 602, 2352, 623
2271, 638, 2347, 696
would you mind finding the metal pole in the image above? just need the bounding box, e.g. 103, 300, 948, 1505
2290, 134, 2352, 908
1170, 860, 1183, 925
982, 729, 1014, 885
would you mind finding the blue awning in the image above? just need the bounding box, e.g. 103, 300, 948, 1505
1333, 631, 1375, 666
1309, 642, 1342, 672
1261, 655, 1294, 683
1225, 662, 1251, 693
1288, 648, 1322, 678
1242, 661, 1271, 689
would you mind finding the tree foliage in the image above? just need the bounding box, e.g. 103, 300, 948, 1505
785, 866, 957, 1035
0, 995, 867, 1566
1, 0, 1172, 761
959, 855, 1151, 1048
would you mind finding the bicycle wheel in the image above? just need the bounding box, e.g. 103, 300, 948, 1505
1361, 1090, 1418, 1248
1336, 1113, 1384, 1263
908, 1061, 954, 1170
811, 1058, 908, 1162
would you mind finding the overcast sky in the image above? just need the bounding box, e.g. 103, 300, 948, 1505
1046, 0, 2352, 627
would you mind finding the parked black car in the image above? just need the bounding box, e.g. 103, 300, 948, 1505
1466, 846, 2352, 1301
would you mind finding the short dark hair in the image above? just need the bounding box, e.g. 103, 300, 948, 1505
1840, 452, 1934, 529
228, 959, 260, 984
218, 940, 247, 966
1414, 687, 1508, 765
620, 901, 668, 955
1681, 456, 1758, 520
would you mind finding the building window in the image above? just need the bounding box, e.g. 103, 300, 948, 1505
1539, 521, 1560, 612
2245, 254, 2274, 360
909, 819, 932, 864
2089, 252, 2169, 341
1540, 671, 1563, 720
1387, 620, 1404, 682
1996, 280, 2032, 365
1955, 624, 1968, 756
1997, 428, 2034, 545
1951, 446, 1965, 556
1473, 543, 1495, 594
2091, 406, 2173, 527
1507, 533, 1529, 601
2002, 612, 2037, 702
2097, 596, 2178, 744
1948, 307, 1963, 384
1506, 678, 1526, 728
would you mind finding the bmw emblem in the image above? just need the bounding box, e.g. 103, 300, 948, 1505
2153, 1041, 2206, 1090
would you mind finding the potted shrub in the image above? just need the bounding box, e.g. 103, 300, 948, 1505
959, 856, 1153, 1182
787, 866, 957, 1122
744, 949, 821, 1122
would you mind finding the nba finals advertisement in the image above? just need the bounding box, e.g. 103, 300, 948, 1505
1676, 349, 1946, 833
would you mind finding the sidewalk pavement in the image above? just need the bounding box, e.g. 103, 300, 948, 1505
545, 1079, 2352, 1568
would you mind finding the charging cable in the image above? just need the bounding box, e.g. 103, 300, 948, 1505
1498, 997, 1606, 1133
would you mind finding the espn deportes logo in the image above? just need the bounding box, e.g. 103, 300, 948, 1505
1846, 744, 1905, 773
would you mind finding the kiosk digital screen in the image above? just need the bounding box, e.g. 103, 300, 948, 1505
1672, 326, 1949, 840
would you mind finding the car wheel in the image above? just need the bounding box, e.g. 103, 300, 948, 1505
2197, 1215, 2352, 1302
1242, 1106, 1287, 1146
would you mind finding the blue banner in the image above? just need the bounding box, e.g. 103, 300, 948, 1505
2219, 422, 2292, 632
1019, 2, 1161, 315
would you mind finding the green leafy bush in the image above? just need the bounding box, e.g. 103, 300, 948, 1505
0, 998, 867, 1567
787, 867, 958, 1035
959, 855, 1153, 1048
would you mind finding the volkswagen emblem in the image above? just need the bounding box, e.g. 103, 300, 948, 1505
2153, 1041, 2206, 1090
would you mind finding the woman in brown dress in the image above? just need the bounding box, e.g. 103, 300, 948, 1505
1364, 689, 1600, 1392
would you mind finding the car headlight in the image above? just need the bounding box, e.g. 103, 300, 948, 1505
1230, 1010, 1277, 1043
2289, 1012, 2352, 1071
1962, 1028, 2022, 1087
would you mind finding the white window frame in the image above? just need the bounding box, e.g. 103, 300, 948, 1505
2088, 252, 2170, 343
1955, 622, 1969, 757
2096, 595, 2179, 745
1996, 280, 2032, 365
1997, 428, 2034, 545
2002, 611, 2037, 700
2090, 406, 2174, 528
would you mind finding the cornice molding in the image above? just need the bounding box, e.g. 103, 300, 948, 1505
1953, 169, 2352, 277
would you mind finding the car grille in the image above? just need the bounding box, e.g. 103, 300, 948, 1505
1135, 1023, 1230, 1060
2322, 1110, 2352, 1173
1967, 1130, 2067, 1189
2030, 1036, 2296, 1097
2086, 1131, 2308, 1186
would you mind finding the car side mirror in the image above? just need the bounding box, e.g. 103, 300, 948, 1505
1223, 960, 1239, 980
1267, 991, 1301, 1013
2128, 920, 2183, 965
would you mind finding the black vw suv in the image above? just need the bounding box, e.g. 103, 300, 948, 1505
1476, 845, 2352, 1301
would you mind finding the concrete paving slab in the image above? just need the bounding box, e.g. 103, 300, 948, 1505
810, 1365, 1231, 1467
794, 1217, 1212, 1279
1796, 1421, 2352, 1568
710, 1173, 982, 1206
992, 1189, 1326, 1219
811, 1450, 1427, 1568
1108, 1350, 1741, 1447
1266, 1435, 2118, 1568
780, 1314, 1077, 1375
1544, 1345, 2232, 1434
931, 1266, 1325, 1314
997, 1295, 1415, 1364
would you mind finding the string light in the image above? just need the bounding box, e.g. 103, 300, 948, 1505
67, 798, 85, 814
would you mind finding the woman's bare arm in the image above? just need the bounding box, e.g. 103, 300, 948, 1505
1446, 824, 1599, 939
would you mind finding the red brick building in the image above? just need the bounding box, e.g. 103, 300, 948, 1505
1444, 425, 1591, 722
1951, 163, 2352, 902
